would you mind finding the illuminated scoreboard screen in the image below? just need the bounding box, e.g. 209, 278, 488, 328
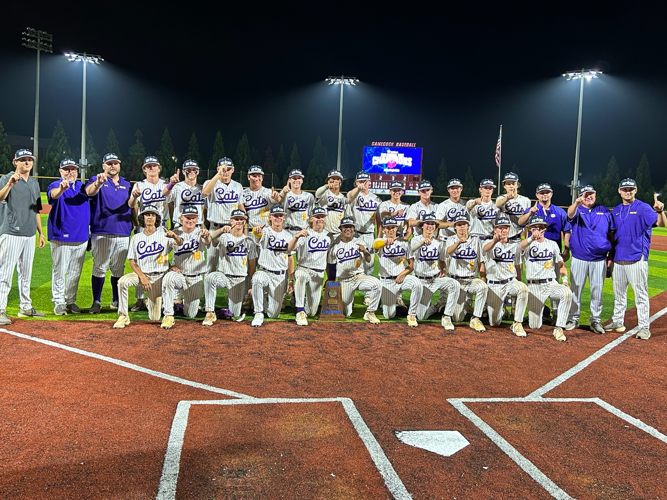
362, 144, 423, 195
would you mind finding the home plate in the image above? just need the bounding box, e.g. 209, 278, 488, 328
395, 430, 470, 457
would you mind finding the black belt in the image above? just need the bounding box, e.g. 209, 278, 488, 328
450, 275, 474, 280
527, 278, 554, 284
416, 274, 437, 280
380, 275, 399, 280
145, 271, 165, 276
474, 235, 493, 240
302, 267, 325, 273
225, 274, 245, 278
357, 231, 373, 235
183, 273, 201, 278
285, 226, 305, 231
489, 278, 512, 285
260, 266, 286, 275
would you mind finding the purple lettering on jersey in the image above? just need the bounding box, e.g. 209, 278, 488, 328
475, 206, 499, 220
215, 187, 239, 204
493, 246, 515, 263
446, 206, 466, 220
454, 245, 478, 260
528, 246, 553, 261
137, 240, 165, 260
141, 188, 166, 204
307, 237, 330, 253
356, 196, 378, 212
418, 246, 440, 262
382, 245, 407, 258
327, 196, 345, 211
288, 196, 309, 212
504, 201, 524, 216
268, 235, 289, 252
174, 239, 200, 256
335, 246, 361, 263
181, 189, 204, 205
243, 194, 269, 211
226, 240, 249, 257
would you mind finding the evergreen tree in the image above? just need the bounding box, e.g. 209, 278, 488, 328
304, 136, 328, 190
263, 147, 277, 185
104, 128, 122, 159
660, 175, 667, 200
43, 120, 72, 178
635, 153, 654, 204
434, 158, 449, 194
83, 125, 101, 170
209, 131, 225, 174
275, 144, 287, 185
250, 147, 261, 167
234, 134, 251, 173
156, 128, 178, 174
288, 143, 301, 186
597, 156, 621, 208
126, 129, 146, 181
0, 119, 12, 173
462, 167, 477, 200
185, 132, 202, 167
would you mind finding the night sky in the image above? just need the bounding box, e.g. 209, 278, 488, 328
1, 1, 666, 205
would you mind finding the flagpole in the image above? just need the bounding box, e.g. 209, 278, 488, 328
496, 125, 502, 196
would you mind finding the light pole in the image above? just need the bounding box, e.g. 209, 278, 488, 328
326, 76, 359, 172
22, 28, 53, 175
66, 52, 104, 180
562, 69, 601, 203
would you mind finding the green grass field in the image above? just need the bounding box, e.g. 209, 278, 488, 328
4, 215, 667, 325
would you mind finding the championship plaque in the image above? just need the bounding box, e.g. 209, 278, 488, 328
319, 281, 346, 321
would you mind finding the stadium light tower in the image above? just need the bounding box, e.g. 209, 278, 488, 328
66, 52, 104, 179
22, 28, 53, 175
326, 76, 359, 171
562, 68, 602, 204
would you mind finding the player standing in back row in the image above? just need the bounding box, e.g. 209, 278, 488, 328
347, 171, 381, 276
496, 172, 531, 241
315, 170, 348, 240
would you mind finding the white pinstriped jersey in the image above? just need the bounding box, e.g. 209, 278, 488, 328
497, 194, 531, 237
136, 179, 170, 222
435, 199, 466, 238
172, 228, 209, 275
217, 233, 256, 276
349, 192, 380, 233
284, 191, 315, 230
243, 186, 273, 228
168, 182, 205, 221
255, 226, 291, 271
378, 200, 409, 230
128, 228, 173, 273
328, 238, 366, 280
294, 229, 330, 270
406, 200, 438, 236
373, 239, 410, 277
468, 200, 499, 237
410, 236, 447, 278
522, 239, 563, 280
317, 189, 349, 234
445, 235, 484, 278
204, 179, 243, 223
484, 241, 521, 281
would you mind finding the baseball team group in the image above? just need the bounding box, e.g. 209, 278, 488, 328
0, 148, 665, 340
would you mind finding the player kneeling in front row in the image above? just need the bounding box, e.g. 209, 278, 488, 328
520, 215, 572, 341
482, 215, 528, 336
202, 209, 256, 326
327, 217, 382, 323
160, 205, 211, 329
373, 217, 423, 327
114, 206, 181, 328
410, 214, 460, 330
289, 207, 330, 326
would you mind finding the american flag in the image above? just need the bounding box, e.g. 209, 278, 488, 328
494, 126, 502, 169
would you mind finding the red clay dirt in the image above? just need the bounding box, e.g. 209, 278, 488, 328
652, 234, 667, 251
1, 291, 666, 499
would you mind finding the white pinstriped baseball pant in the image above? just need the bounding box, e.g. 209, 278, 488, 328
380, 275, 423, 318
162, 272, 203, 317
252, 270, 288, 318
416, 276, 460, 320
50, 240, 87, 307
568, 257, 606, 323
91, 234, 129, 278
0, 234, 35, 311
117, 272, 164, 320
527, 281, 572, 329
612, 259, 650, 330
340, 273, 381, 317
453, 278, 488, 322
486, 279, 528, 326
204, 273, 247, 317
294, 267, 325, 317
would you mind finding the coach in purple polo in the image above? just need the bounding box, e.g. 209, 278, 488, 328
85, 153, 133, 314
48, 159, 91, 315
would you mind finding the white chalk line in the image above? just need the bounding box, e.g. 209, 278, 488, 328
156, 398, 412, 500
448, 304, 667, 500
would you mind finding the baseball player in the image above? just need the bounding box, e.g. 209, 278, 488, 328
406, 180, 438, 237
372, 217, 423, 327
564, 185, 615, 333
496, 172, 531, 241
47, 158, 90, 316
377, 180, 410, 238
347, 171, 381, 276
274, 169, 316, 238
327, 217, 382, 323
202, 157, 245, 273
606, 178, 659, 340
163, 159, 205, 227
113, 205, 180, 328
520, 215, 573, 341
202, 209, 257, 326
160, 205, 212, 329
288, 207, 330, 325
250, 205, 292, 326
445, 215, 489, 332
656, 193, 666, 228
467, 179, 499, 240
435, 178, 467, 240
0, 149, 46, 325
243, 165, 275, 230
409, 213, 460, 330
315, 170, 349, 239
482, 215, 528, 336
85, 153, 133, 314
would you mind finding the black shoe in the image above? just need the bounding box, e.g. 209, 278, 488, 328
89, 301, 101, 314
130, 300, 145, 312
67, 303, 82, 314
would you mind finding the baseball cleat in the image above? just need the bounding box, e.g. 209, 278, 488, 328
251, 313, 264, 327
89, 301, 102, 314
161, 315, 175, 329
202, 311, 216, 326
553, 327, 566, 342
407, 314, 418, 327
511, 322, 527, 337
590, 321, 605, 334
66, 303, 82, 314
54, 304, 68, 316
295, 311, 308, 326
636, 329, 651, 340
363, 295, 371, 306
113, 314, 131, 329
604, 321, 626, 333
564, 320, 579, 331
109, 301, 119, 310
441, 315, 455, 331
469, 317, 486, 332
130, 299, 145, 312
0, 310, 11, 326
18, 308, 46, 318
397, 297, 406, 307
363, 311, 381, 324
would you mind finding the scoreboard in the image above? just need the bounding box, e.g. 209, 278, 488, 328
362, 144, 423, 195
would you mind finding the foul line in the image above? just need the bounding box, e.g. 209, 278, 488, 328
1, 328, 254, 399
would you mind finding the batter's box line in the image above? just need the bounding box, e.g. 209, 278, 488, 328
156, 397, 413, 500
448, 396, 667, 500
